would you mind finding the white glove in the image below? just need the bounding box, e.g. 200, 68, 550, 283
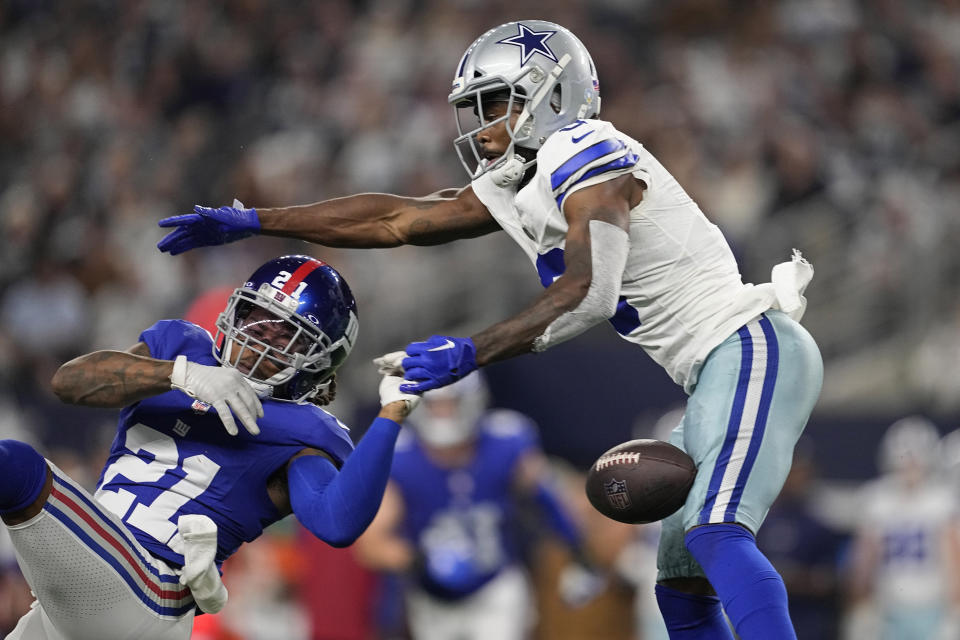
177, 514, 228, 614
379, 374, 421, 412
558, 562, 607, 608
373, 350, 406, 376
170, 355, 263, 436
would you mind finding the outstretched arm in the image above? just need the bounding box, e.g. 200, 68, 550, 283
473, 174, 638, 363
158, 187, 499, 254
284, 376, 420, 547
259, 187, 498, 247
399, 174, 639, 393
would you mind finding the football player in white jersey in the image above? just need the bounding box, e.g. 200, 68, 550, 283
158, 20, 823, 640
846, 417, 960, 640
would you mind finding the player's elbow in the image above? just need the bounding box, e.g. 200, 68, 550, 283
323, 533, 358, 549
302, 515, 368, 548
50, 363, 80, 404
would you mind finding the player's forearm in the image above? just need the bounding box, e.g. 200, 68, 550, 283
471, 276, 590, 366
257, 194, 449, 248
51, 351, 173, 407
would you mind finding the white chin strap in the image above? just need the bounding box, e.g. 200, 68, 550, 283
487, 53, 572, 190
488, 155, 528, 188
243, 378, 274, 398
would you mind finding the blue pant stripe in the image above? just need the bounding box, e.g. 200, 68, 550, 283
699, 325, 753, 524
723, 315, 780, 521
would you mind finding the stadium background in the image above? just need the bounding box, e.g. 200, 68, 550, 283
1, 0, 959, 638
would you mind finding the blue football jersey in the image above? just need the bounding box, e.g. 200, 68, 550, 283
93, 319, 355, 567
390, 411, 537, 599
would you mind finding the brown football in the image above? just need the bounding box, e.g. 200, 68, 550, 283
585, 439, 697, 524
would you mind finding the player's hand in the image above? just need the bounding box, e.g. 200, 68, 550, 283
169, 356, 263, 436
178, 514, 228, 613
399, 335, 477, 394
373, 350, 406, 376
558, 562, 607, 608
157, 199, 260, 255
379, 374, 421, 416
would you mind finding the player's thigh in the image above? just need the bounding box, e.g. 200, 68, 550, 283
406, 569, 533, 640
4, 465, 195, 640
465, 568, 534, 640
680, 312, 822, 531
405, 591, 462, 640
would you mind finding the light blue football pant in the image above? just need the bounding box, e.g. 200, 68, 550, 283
657, 311, 823, 581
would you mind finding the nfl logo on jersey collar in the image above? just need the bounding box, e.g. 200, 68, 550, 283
496, 23, 558, 65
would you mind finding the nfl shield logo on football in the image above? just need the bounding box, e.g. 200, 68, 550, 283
604, 478, 631, 510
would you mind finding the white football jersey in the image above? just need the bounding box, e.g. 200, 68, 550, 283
472, 119, 776, 392
858, 477, 957, 608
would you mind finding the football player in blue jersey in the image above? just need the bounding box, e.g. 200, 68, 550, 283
354, 372, 603, 640
0, 254, 420, 640
157, 20, 823, 640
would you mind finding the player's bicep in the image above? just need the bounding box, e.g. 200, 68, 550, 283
557, 175, 633, 290
396, 186, 499, 245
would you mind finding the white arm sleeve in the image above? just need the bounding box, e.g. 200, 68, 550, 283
532, 220, 629, 352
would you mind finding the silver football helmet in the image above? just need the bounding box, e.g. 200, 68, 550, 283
878, 415, 940, 476
406, 372, 490, 448
449, 20, 601, 181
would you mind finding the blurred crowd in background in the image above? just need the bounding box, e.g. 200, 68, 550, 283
2, 0, 960, 638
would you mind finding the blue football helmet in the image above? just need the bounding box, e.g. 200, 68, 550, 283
449, 20, 601, 180
213, 255, 359, 403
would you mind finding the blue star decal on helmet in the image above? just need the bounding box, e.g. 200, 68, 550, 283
496, 23, 558, 66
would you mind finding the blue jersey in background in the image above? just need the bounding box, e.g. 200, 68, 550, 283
390, 411, 537, 600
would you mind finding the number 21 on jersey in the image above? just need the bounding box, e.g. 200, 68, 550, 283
95, 424, 220, 556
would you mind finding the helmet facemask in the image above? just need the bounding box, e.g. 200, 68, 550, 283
213, 284, 342, 403
452, 76, 533, 180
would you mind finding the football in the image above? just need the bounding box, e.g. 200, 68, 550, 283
585, 439, 696, 524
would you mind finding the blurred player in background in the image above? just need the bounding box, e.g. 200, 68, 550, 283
158, 19, 823, 639
755, 438, 846, 640
845, 416, 960, 640
0, 254, 419, 640
353, 372, 603, 640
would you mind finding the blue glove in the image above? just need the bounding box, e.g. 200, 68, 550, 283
157, 203, 260, 255
399, 335, 477, 394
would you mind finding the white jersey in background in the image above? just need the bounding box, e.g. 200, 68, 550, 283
472, 118, 802, 392
860, 478, 957, 610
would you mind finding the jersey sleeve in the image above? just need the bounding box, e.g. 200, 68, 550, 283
538, 120, 645, 213
139, 319, 215, 362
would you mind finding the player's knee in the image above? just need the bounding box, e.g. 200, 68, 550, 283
657, 576, 716, 596
0, 440, 48, 514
